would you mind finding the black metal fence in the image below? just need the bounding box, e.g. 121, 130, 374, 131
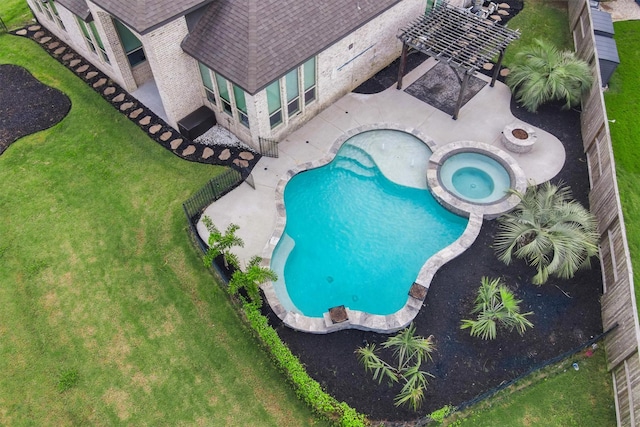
183, 169, 244, 254
0, 16, 7, 33
259, 137, 279, 158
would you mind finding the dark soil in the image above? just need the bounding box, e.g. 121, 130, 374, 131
0, 64, 71, 155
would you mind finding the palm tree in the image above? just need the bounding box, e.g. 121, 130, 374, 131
506, 39, 593, 112
228, 256, 277, 307
202, 216, 243, 269
356, 323, 435, 410
494, 182, 599, 285
461, 277, 533, 340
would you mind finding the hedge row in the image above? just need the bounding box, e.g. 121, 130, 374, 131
242, 301, 368, 427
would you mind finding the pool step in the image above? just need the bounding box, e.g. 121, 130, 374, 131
334, 144, 377, 177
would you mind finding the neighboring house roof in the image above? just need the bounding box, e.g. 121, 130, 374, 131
182, 0, 405, 94
91, 0, 213, 34
56, 0, 91, 20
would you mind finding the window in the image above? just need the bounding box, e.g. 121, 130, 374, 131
198, 63, 250, 128
303, 57, 316, 105
76, 17, 110, 64
114, 19, 146, 67
36, 0, 65, 30
265, 56, 316, 129
215, 74, 233, 115
285, 69, 300, 116
233, 84, 249, 127
198, 62, 216, 105
266, 81, 282, 128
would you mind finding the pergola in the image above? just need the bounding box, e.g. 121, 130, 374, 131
397, 3, 520, 119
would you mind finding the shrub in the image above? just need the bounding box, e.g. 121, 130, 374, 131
506, 39, 593, 112
461, 277, 533, 340
202, 216, 243, 269
494, 182, 599, 285
356, 323, 435, 410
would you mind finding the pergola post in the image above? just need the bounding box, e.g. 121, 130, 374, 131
491, 49, 505, 87
453, 71, 471, 120
396, 43, 409, 90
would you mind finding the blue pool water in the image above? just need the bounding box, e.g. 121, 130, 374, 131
271, 132, 468, 317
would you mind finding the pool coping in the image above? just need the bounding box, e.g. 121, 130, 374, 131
427, 141, 528, 220
260, 123, 485, 334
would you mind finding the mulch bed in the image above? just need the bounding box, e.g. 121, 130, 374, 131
0, 64, 70, 155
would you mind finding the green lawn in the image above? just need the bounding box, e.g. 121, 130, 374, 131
0, 33, 326, 426
504, 0, 574, 66
604, 21, 640, 318
446, 350, 616, 426
0, 0, 33, 30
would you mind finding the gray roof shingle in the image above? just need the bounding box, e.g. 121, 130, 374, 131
56, 0, 91, 20
91, 0, 212, 33
182, 0, 405, 94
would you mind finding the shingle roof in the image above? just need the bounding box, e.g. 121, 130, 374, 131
182, 0, 404, 94
91, 0, 212, 34
56, 0, 91, 20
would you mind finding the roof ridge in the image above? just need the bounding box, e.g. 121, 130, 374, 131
247, 0, 257, 91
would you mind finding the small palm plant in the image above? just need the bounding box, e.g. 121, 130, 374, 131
228, 256, 277, 307
202, 216, 243, 269
506, 39, 593, 112
461, 277, 533, 340
494, 182, 599, 285
356, 323, 435, 410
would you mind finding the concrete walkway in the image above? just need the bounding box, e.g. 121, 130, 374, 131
198, 57, 566, 267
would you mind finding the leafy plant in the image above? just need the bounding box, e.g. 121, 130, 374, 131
356, 323, 435, 410
202, 216, 243, 269
494, 182, 599, 285
506, 39, 593, 112
429, 404, 455, 423
461, 277, 533, 340
228, 256, 277, 307
57, 368, 79, 392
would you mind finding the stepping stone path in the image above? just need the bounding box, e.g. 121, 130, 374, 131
14, 26, 261, 174
483, 62, 494, 70
202, 147, 214, 159
498, 3, 510, 8
219, 149, 231, 160
490, 15, 502, 21
498, 9, 509, 15
500, 68, 510, 77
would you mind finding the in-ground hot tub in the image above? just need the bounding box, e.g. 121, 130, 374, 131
427, 141, 527, 219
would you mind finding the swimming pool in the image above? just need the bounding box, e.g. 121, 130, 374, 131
270, 129, 468, 319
